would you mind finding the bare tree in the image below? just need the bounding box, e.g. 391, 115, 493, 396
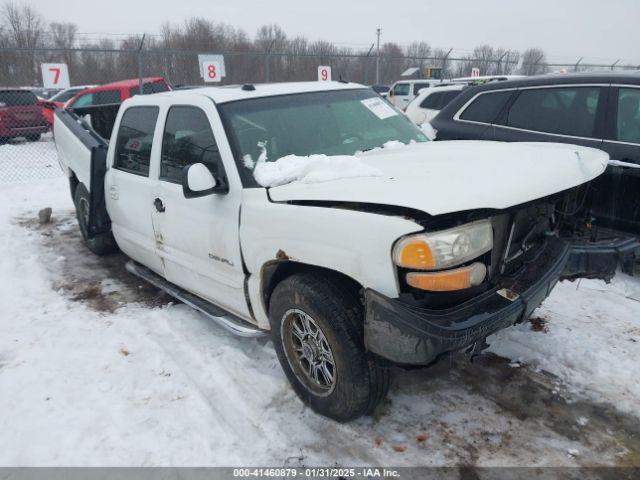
520, 47, 547, 75
2, 1, 44, 84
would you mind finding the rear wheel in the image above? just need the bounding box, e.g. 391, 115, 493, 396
26, 134, 41, 142
74, 183, 118, 256
269, 273, 390, 422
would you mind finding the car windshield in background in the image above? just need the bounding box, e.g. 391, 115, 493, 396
219, 88, 429, 186
51, 89, 83, 103
0, 90, 38, 106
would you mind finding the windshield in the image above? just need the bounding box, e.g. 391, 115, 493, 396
218, 88, 428, 187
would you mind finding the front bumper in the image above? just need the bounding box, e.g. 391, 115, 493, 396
364, 237, 639, 365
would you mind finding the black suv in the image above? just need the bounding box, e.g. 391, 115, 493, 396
431, 72, 640, 236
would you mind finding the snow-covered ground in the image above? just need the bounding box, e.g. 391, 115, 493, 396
0, 139, 639, 467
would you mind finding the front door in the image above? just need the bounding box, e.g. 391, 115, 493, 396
150, 100, 250, 319
104, 105, 164, 275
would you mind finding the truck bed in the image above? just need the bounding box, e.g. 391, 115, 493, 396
54, 104, 120, 238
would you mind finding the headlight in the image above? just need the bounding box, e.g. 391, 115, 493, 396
393, 219, 493, 270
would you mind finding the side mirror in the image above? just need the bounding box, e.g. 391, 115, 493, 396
182, 163, 218, 198
388, 90, 394, 97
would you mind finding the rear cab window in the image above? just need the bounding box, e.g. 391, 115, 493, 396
113, 106, 159, 176
130, 81, 170, 98
0, 90, 38, 106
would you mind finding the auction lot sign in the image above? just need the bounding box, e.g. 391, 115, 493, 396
41, 63, 70, 89
318, 65, 332, 82
199, 54, 226, 83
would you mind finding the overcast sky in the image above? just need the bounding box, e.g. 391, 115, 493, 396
26, 0, 640, 64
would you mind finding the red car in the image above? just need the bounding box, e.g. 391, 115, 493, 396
65, 77, 170, 110
0, 89, 49, 142
40, 85, 96, 126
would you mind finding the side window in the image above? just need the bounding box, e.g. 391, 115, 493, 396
160, 106, 223, 184
413, 83, 430, 95
393, 83, 410, 96
113, 106, 159, 177
459, 90, 512, 123
420, 92, 443, 110
73, 93, 93, 107
440, 90, 462, 108
506, 87, 601, 138
94, 90, 121, 105
616, 88, 640, 144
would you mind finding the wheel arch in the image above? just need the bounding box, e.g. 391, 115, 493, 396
260, 260, 364, 316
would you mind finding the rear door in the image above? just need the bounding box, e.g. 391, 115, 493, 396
150, 98, 250, 318
598, 85, 640, 235
104, 105, 164, 274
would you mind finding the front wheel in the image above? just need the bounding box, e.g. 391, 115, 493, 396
269, 273, 390, 422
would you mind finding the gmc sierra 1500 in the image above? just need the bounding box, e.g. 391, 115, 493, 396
54, 81, 638, 421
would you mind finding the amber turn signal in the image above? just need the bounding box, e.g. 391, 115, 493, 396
406, 263, 486, 292
395, 238, 436, 270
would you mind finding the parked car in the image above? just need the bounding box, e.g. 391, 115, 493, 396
405, 84, 466, 125
0, 89, 50, 142
41, 85, 96, 125
387, 79, 452, 109
65, 77, 170, 109
431, 72, 640, 236
30, 87, 62, 100
54, 81, 638, 421
370, 84, 390, 97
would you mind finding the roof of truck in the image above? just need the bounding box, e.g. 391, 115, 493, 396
153, 81, 365, 104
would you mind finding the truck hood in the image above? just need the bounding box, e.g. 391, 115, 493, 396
267, 141, 608, 216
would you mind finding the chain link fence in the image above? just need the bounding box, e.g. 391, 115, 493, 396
1, 46, 639, 184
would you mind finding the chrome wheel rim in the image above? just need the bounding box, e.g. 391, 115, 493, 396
281, 308, 336, 396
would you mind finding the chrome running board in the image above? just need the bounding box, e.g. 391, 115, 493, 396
125, 261, 267, 338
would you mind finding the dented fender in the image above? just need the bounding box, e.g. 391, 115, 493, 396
240, 189, 423, 328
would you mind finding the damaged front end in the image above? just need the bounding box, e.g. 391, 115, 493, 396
364, 187, 640, 366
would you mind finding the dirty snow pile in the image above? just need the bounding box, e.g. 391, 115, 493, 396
489, 276, 640, 415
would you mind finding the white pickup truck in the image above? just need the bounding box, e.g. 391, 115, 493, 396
54, 81, 638, 421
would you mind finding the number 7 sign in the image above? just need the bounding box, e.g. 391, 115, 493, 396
41, 63, 70, 89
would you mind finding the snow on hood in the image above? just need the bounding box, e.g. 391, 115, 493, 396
251, 142, 384, 188
267, 141, 609, 217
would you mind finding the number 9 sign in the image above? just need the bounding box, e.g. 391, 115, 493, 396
317, 66, 332, 82
202, 61, 222, 83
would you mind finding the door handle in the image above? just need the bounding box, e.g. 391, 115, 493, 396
108, 185, 118, 200
154, 198, 165, 213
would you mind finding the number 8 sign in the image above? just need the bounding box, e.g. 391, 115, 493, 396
202, 61, 222, 83
317, 66, 332, 82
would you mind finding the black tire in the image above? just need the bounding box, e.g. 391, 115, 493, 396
269, 273, 390, 422
26, 134, 41, 142
74, 183, 118, 256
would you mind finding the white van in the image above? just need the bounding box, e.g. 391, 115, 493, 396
387, 80, 451, 109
